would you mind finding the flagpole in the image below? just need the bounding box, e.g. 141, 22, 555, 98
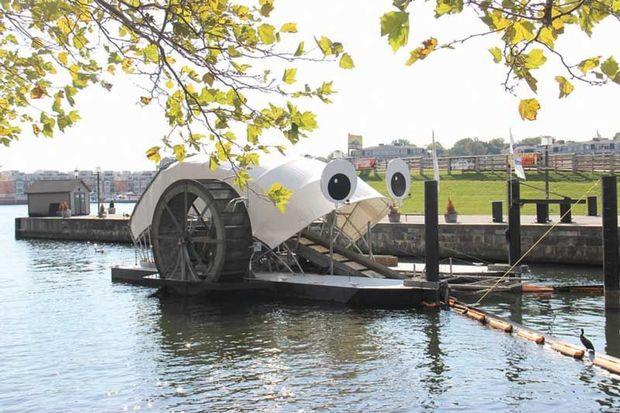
509, 128, 513, 211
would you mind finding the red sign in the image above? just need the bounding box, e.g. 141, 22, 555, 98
354, 158, 377, 171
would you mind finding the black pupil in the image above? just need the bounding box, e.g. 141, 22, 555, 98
391, 172, 406, 197
327, 173, 351, 201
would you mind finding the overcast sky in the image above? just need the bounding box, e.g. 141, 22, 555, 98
1, 0, 619, 172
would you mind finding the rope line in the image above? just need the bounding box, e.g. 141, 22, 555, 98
519, 181, 566, 199
474, 178, 602, 305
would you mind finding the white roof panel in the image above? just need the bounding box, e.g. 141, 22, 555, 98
129, 155, 390, 248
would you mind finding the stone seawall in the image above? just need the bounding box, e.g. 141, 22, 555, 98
366, 222, 605, 266
15, 217, 132, 243
14, 216, 609, 265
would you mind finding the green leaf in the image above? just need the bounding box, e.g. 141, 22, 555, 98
435, 0, 463, 17
489, 47, 502, 63
554, 76, 574, 98
259, 0, 274, 16
282, 68, 297, 84
601, 56, 619, 78
143, 44, 159, 63
203, 73, 215, 86
380, 11, 409, 52
524, 49, 546, 70
339, 53, 355, 69
258, 24, 276, 45
247, 124, 261, 144
294, 41, 305, 56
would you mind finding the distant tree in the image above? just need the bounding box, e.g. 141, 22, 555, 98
519, 137, 542, 146
327, 150, 345, 160
391, 138, 413, 146
486, 138, 506, 154
614, 132, 620, 141
426, 141, 445, 156
448, 138, 487, 156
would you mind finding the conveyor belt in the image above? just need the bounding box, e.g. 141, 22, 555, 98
286, 231, 406, 280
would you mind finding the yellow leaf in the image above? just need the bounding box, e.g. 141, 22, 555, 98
266, 182, 293, 213
578, 56, 600, 74
32, 124, 41, 136
280, 23, 297, 33
173, 144, 186, 161
258, 24, 276, 44
209, 155, 219, 171
146, 146, 161, 164
406, 37, 437, 66
524, 49, 546, 70
58, 52, 68, 65
489, 47, 502, 63
539, 27, 555, 48
140, 96, 152, 105
282, 68, 297, 84
510, 21, 535, 44
165, 79, 174, 89
554, 76, 574, 98
315, 36, 333, 56
339, 53, 355, 69
518, 98, 540, 121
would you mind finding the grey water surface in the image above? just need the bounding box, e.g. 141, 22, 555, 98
1, 204, 619, 412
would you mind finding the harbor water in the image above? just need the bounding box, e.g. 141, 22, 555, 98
1, 204, 619, 412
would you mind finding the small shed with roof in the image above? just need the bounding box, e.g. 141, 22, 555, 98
26, 179, 91, 217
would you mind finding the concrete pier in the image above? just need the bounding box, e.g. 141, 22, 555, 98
15, 215, 131, 243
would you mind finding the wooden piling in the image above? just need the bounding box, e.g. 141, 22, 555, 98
508, 179, 521, 266
602, 175, 620, 310
425, 180, 439, 283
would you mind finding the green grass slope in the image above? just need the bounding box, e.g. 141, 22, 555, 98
362, 170, 618, 215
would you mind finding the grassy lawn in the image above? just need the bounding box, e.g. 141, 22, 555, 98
362, 170, 618, 215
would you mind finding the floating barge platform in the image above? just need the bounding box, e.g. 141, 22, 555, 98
111, 266, 446, 308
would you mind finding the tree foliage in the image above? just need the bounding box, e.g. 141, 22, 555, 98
0, 0, 352, 203
380, 0, 620, 121
445, 136, 506, 156
391, 138, 414, 146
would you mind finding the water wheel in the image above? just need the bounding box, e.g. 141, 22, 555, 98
151, 179, 251, 282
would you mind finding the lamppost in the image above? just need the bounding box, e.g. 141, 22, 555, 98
96, 166, 103, 218
74, 168, 80, 215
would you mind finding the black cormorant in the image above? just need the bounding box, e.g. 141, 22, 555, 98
580, 329, 595, 353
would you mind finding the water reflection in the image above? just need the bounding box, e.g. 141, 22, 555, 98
421, 310, 447, 403
3, 204, 620, 412
606, 308, 620, 358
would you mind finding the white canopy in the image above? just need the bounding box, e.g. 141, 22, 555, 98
129, 155, 390, 249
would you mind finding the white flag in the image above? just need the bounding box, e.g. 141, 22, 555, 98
509, 130, 526, 180
432, 131, 440, 184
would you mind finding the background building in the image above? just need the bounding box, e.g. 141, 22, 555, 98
350, 143, 427, 160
